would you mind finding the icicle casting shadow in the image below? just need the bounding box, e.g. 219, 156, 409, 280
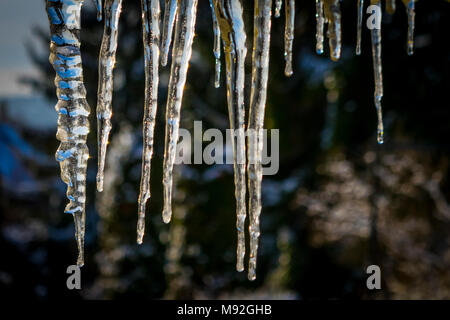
46, 0, 418, 279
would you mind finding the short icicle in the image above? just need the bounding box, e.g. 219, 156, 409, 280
356, 0, 364, 55
370, 0, 384, 144
162, 0, 198, 224
213, 0, 247, 272
46, 0, 90, 266
323, 0, 342, 61
96, 0, 123, 193
248, 0, 272, 281
284, 0, 295, 76
274, 0, 282, 18
209, 0, 222, 88
403, 0, 415, 55
92, 0, 103, 21
315, 0, 324, 54
160, 0, 178, 66
386, 0, 396, 14
137, 0, 161, 244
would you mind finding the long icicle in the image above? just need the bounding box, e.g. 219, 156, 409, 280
403, 0, 415, 55
356, 0, 364, 55
137, 0, 161, 244
284, 0, 295, 76
248, 0, 272, 281
209, 0, 222, 88
162, 0, 198, 224
46, 0, 90, 266
274, 0, 282, 18
213, 0, 247, 272
370, 0, 384, 144
315, 0, 324, 54
323, 0, 342, 61
160, 0, 178, 66
91, 0, 103, 21
96, 0, 123, 192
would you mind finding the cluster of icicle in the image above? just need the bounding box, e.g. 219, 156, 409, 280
46, 0, 415, 279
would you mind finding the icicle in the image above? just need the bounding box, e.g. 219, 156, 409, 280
137, 0, 161, 244
284, 0, 294, 76
162, 0, 198, 224
356, 0, 364, 55
274, 0, 282, 18
213, 0, 247, 272
209, 0, 222, 88
91, 0, 103, 21
96, 0, 123, 193
323, 0, 342, 61
160, 0, 178, 66
248, 0, 272, 281
370, 0, 384, 144
315, 0, 324, 54
403, 0, 415, 55
386, 0, 396, 14
46, 0, 90, 266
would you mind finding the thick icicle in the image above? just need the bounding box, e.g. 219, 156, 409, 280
209, 0, 222, 88
91, 0, 103, 21
162, 0, 198, 224
213, 0, 247, 272
96, 0, 123, 193
403, 0, 415, 55
323, 0, 342, 61
356, 0, 364, 55
386, 0, 396, 14
160, 0, 178, 66
46, 0, 90, 266
248, 0, 272, 281
137, 0, 161, 244
284, 0, 295, 76
370, 0, 384, 144
274, 0, 282, 18
315, 0, 324, 54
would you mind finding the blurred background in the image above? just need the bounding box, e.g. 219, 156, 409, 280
0, 0, 449, 299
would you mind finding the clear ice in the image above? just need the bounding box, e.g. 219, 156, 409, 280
247, 0, 272, 281
96, 0, 123, 192
315, 0, 324, 54
370, 0, 384, 144
162, 0, 199, 224
209, 0, 222, 88
137, 0, 161, 244
46, 0, 90, 267
91, 0, 103, 21
403, 0, 415, 55
160, 0, 178, 66
283, 0, 295, 76
213, 0, 247, 272
386, 0, 396, 14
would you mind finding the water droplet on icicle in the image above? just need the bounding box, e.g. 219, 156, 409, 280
283, 0, 295, 76
46, 0, 90, 266
209, 0, 221, 88
92, 0, 103, 21
386, 0, 396, 15
274, 0, 282, 18
161, 0, 178, 66
370, 0, 384, 144
315, 0, 324, 54
162, 0, 198, 224
248, 0, 272, 281
96, 0, 123, 193
356, 0, 364, 55
403, 0, 415, 56
137, 0, 161, 244
213, 0, 247, 273
323, 0, 342, 61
